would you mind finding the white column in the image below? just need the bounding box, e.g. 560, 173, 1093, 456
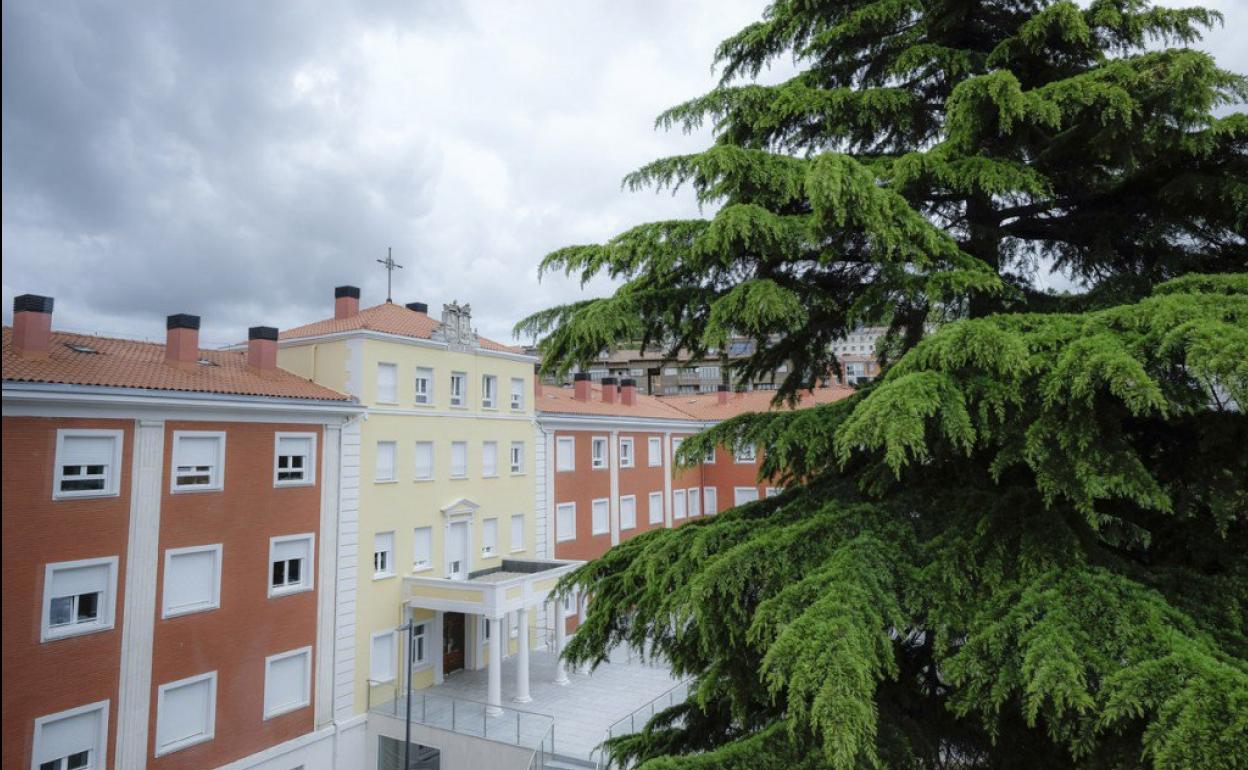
662, 430, 674, 528
487, 615, 503, 715
433, 610, 445, 685
314, 423, 341, 729
609, 429, 621, 546
553, 600, 570, 685
514, 607, 532, 702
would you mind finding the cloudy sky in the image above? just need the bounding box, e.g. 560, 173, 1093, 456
3, 0, 1244, 347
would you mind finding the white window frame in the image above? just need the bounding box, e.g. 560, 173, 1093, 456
556, 437, 575, 472
618, 437, 634, 468
510, 377, 525, 410
510, 513, 525, 553
411, 622, 430, 668
591, 498, 609, 535
41, 556, 119, 642
170, 431, 226, 493
273, 432, 317, 487
619, 495, 637, 531
704, 487, 718, 515
688, 487, 701, 517
449, 371, 467, 407
373, 531, 395, 579
591, 436, 608, 470
414, 441, 434, 481
734, 444, 758, 464
734, 486, 761, 506
370, 630, 397, 683
647, 436, 662, 467
161, 544, 223, 618
376, 362, 398, 404
482, 517, 499, 557
263, 646, 312, 720
154, 671, 217, 756
509, 441, 525, 474
53, 429, 123, 500
31, 699, 109, 770
375, 441, 397, 483
555, 503, 576, 542
766, 486, 782, 498
414, 366, 434, 405
673, 489, 687, 520
481, 374, 497, 409
268, 534, 315, 598
703, 446, 716, 464
482, 441, 498, 477
450, 441, 468, 479
648, 491, 664, 524
412, 526, 433, 572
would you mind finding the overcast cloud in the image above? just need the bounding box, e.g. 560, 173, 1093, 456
3, 0, 1244, 347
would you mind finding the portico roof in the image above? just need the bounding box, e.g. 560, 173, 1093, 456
403, 558, 583, 618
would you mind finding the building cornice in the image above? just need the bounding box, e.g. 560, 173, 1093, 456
273, 330, 538, 364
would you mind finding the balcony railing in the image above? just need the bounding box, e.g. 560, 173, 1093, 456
590, 678, 691, 770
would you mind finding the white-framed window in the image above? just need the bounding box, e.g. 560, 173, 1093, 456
510, 513, 525, 552
591, 498, 609, 535
648, 491, 664, 524
556, 437, 575, 471
375, 441, 397, 482
449, 372, 467, 407
31, 700, 109, 770
562, 593, 578, 617
411, 622, 429, 666
556, 503, 576, 542
377, 363, 398, 403
704, 446, 716, 464
414, 366, 434, 405
510, 378, 525, 410
591, 436, 608, 469
370, 630, 396, 682
450, 441, 467, 478
412, 527, 432, 571
647, 436, 662, 467
482, 442, 498, 477
274, 432, 316, 486
162, 545, 222, 618
734, 444, 758, 463
171, 431, 225, 492
620, 495, 636, 530
704, 487, 718, 515
155, 671, 216, 756
53, 429, 123, 499
509, 441, 525, 474
734, 487, 760, 506
673, 489, 687, 520
373, 531, 395, 579
263, 646, 312, 719
619, 437, 634, 468
269, 534, 314, 597
41, 556, 118, 642
766, 486, 782, 498
481, 375, 497, 408
482, 518, 499, 557
688, 488, 701, 517
414, 441, 433, 481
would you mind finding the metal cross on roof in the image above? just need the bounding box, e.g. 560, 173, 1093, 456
376, 247, 403, 302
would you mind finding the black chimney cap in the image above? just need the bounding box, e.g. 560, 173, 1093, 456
601, 376, 619, 386
166, 314, 201, 330
335, 285, 361, 299
620, 378, 636, 387
405, 302, 428, 314
14, 294, 54, 314
249, 326, 278, 341
573, 372, 591, 381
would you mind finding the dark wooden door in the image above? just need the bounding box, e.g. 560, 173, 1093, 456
443, 612, 465, 674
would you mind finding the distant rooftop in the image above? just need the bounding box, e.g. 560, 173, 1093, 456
280, 301, 524, 354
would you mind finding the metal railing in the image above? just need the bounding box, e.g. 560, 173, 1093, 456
590, 678, 691, 770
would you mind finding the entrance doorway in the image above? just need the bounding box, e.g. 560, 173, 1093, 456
443, 612, 465, 675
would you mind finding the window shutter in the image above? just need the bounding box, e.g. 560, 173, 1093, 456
273, 538, 308, 562
61, 435, 115, 466
177, 436, 218, 467
51, 563, 109, 597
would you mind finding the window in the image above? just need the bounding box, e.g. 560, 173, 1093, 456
704, 446, 716, 464
620, 496, 636, 530
672, 437, 684, 463
377, 363, 398, 403
450, 442, 467, 478
509, 442, 524, 474
373, 532, 394, 578
663, 367, 677, 376
591, 437, 608, 469
482, 518, 499, 557
42, 557, 118, 642
411, 622, 428, 666
648, 492, 664, 524
591, 498, 609, 535
53, 429, 123, 499
556, 503, 576, 542
162, 545, 222, 618
619, 437, 634, 468
482, 442, 498, 477
734, 444, 758, 463
449, 372, 467, 407
766, 486, 782, 498
412, 527, 432, 571
673, 489, 687, 520
155, 671, 216, 755
688, 488, 701, 517
510, 514, 525, 552
414, 441, 433, 481
264, 647, 311, 719
510, 377, 525, 410
704, 487, 718, 515
274, 433, 315, 486
171, 431, 225, 492
370, 630, 396, 682
556, 437, 575, 471
414, 367, 433, 405
734, 487, 760, 506
648, 437, 662, 467
481, 375, 497, 408
375, 441, 397, 482
269, 534, 313, 597
32, 700, 108, 770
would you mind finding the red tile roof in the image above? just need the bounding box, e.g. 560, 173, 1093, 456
280, 302, 525, 354
536, 384, 853, 421
3, 328, 354, 401
536, 385, 696, 420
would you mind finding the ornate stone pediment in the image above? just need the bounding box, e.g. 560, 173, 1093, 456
440, 498, 481, 519
433, 300, 478, 350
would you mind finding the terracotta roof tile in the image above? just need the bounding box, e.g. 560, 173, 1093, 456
535, 383, 852, 421
3, 328, 353, 402
280, 302, 525, 354
536, 385, 696, 420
